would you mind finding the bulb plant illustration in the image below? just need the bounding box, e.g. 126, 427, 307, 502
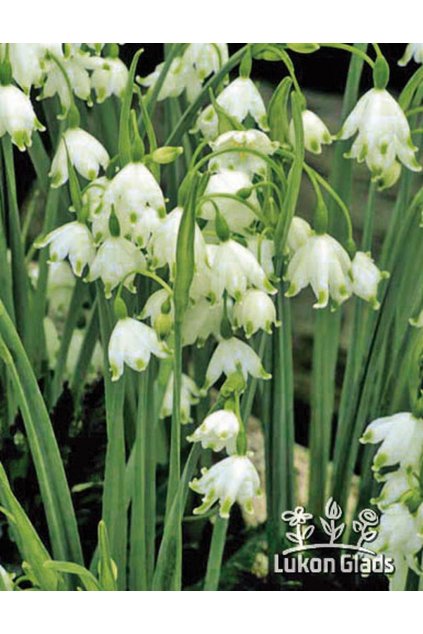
0, 42, 422, 592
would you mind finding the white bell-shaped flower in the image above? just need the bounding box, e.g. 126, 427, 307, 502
140, 289, 173, 323
286, 216, 313, 254
233, 289, 279, 337
0, 85, 44, 151
87, 236, 146, 298
209, 130, 278, 177
148, 207, 207, 276
2, 43, 62, 92
289, 109, 332, 154
339, 88, 421, 177
140, 56, 187, 101
373, 470, 414, 511
207, 240, 276, 302
187, 409, 240, 453
399, 44, 423, 66
194, 77, 268, 140
35, 221, 95, 277
199, 169, 258, 233
285, 233, 352, 309
50, 128, 109, 187
41, 50, 92, 109
105, 162, 165, 246
108, 317, 168, 381
351, 251, 387, 309
361, 412, 423, 472
88, 57, 129, 103
141, 44, 228, 104
205, 336, 271, 388
182, 298, 224, 347
190, 455, 261, 518
369, 503, 422, 558
160, 372, 202, 424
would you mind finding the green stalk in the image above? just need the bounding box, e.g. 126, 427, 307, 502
269, 290, 295, 544
129, 369, 156, 590
49, 279, 86, 407
98, 292, 127, 590
1, 137, 30, 345
203, 516, 228, 590
0, 301, 83, 564
308, 45, 367, 515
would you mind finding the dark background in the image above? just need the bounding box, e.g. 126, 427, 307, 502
122, 43, 415, 93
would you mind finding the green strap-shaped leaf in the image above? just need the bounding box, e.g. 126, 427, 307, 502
0, 464, 61, 590
0, 304, 83, 566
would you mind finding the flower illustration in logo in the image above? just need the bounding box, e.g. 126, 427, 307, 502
320, 497, 345, 544
282, 506, 313, 527
324, 497, 343, 520
353, 508, 379, 547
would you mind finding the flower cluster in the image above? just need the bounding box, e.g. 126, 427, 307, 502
361, 412, 423, 589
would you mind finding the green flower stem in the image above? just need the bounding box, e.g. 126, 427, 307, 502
320, 43, 374, 68
129, 369, 156, 590
1, 137, 30, 346
0, 300, 83, 565
98, 292, 128, 590
69, 300, 100, 405
49, 278, 86, 408
152, 443, 201, 590
203, 516, 229, 590
309, 46, 367, 515
267, 285, 295, 554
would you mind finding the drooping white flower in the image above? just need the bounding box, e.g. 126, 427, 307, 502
360, 412, 423, 472
0, 565, 14, 591
140, 43, 228, 103
207, 240, 276, 302
50, 128, 109, 188
285, 233, 352, 309
351, 251, 387, 309
108, 317, 168, 381
286, 216, 313, 254
233, 289, 279, 337
182, 43, 228, 101
140, 56, 187, 100
40, 50, 92, 109
190, 455, 261, 518
0, 85, 44, 150
160, 372, 202, 424
148, 207, 207, 276
87, 236, 146, 298
182, 298, 224, 346
140, 289, 173, 323
187, 409, 240, 453
88, 56, 129, 103
373, 470, 415, 511
339, 88, 421, 178
399, 44, 423, 66
199, 169, 258, 233
209, 130, 279, 177
1, 43, 62, 92
205, 337, 271, 388
369, 503, 422, 559
289, 109, 332, 154
35, 221, 95, 277
104, 162, 165, 246
194, 77, 268, 140
246, 236, 275, 277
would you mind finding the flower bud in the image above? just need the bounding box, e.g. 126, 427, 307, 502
151, 146, 184, 164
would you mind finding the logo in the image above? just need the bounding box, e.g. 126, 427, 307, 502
274, 498, 394, 576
